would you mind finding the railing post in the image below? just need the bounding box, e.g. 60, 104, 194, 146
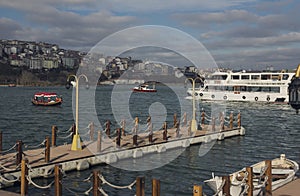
121, 119, 126, 136
193, 185, 202, 196
133, 117, 139, 146
105, 120, 111, 138
20, 159, 28, 196
237, 112, 241, 128
51, 125, 57, 147
54, 164, 62, 196
93, 170, 101, 196
222, 176, 230, 196
201, 111, 205, 126
229, 112, 233, 129
136, 176, 145, 196
163, 122, 168, 141
116, 128, 121, 147
97, 131, 101, 153
152, 178, 160, 196
89, 122, 95, 141
183, 112, 187, 126
173, 113, 177, 127
71, 123, 76, 142
211, 117, 216, 132
246, 167, 253, 196
16, 140, 23, 166
265, 160, 272, 196
45, 136, 50, 163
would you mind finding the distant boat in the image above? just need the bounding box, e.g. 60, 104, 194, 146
205, 154, 299, 196
132, 83, 157, 92
8, 84, 16, 87
32, 92, 62, 106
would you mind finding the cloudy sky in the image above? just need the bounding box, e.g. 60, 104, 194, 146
1, 0, 300, 69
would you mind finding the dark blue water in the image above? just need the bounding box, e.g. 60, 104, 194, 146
0, 86, 299, 195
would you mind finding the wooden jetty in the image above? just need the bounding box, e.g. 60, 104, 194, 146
0, 112, 245, 192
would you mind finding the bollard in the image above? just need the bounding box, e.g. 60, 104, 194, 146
229, 112, 233, 129
265, 160, 272, 196
222, 176, 230, 196
45, 136, 50, 163
193, 185, 202, 196
93, 170, 101, 196
51, 125, 57, 147
152, 178, 160, 196
16, 140, 23, 166
105, 120, 111, 138
173, 113, 177, 127
246, 167, 253, 196
20, 159, 29, 196
136, 176, 145, 196
237, 112, 241, 128
201, 111, 205, 125
163, 122, 168, 141
97, 131, 101, 153
0, 131, 2, 154
54, 164, 62, 196
116, 128, 121, 147
89, 122, 95, 141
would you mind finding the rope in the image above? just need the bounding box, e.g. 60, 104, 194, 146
24, 139, 46, 149
27, 175, 54, 189
212, 179, 225, 196
98, 187, 109, 196
0, 163, 21, 172
99, 174, 136, 190
23, 150, 44, 157
81, 129, 91, 136
0, 174, 19, 183
58, 132, 73, 139
231, 171, 248, 186
0, 143, 17, 154
239, 184, 249, 196
63, 184, 93, 195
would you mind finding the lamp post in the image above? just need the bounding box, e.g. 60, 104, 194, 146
66, 74, 89, 151
185, 77, 203, 132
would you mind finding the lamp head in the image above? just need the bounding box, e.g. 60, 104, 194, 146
65, 81, 71, 89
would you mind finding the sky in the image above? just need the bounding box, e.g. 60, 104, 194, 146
1, 0, 300, 70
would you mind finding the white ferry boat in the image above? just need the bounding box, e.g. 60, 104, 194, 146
186, 69, 295, 103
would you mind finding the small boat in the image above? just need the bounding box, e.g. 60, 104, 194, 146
32, 92, 62, 106
205, 154, 299, 196
8, 84, 16, 87
132, 84, 157, 92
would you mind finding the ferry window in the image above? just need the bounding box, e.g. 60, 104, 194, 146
251, 75, 260, 80
271, 74, 279, 80
241, 75, 249, 80
251, 86, 261, 92
226, 86, 234, 91
271, 87, 280, 93
240, 86, 247, 91
261, 74, 270, 80
232, 75, 239, 80
282, 74, 289, 80
212, 75, 228, 80
261, 87, 271, 92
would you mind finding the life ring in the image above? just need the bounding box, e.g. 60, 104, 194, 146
255, 97, 258, 101
267, 97, 270, 102
223, 95, 227, 100
200, 93, 203, 96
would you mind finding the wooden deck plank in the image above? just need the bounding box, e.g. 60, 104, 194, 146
273, 178, 300, 196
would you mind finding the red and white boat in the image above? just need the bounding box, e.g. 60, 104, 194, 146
132, 84, 157, 92
32, 92, 62, 106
